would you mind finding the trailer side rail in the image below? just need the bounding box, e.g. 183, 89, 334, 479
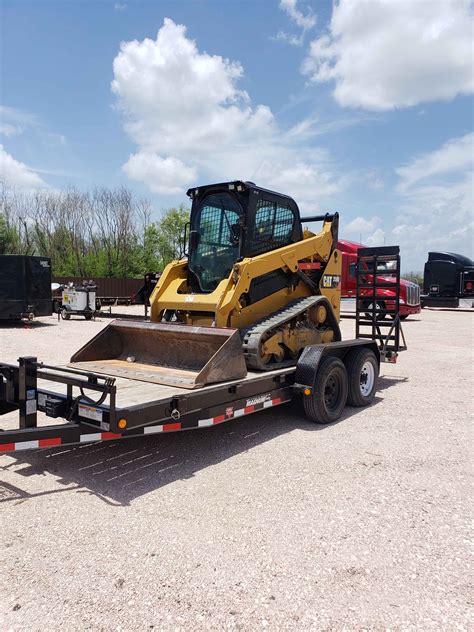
0, 357, 294, 453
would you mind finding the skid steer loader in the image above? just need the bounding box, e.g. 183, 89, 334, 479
71, 181, 342, 388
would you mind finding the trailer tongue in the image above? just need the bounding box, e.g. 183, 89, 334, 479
69, 320, 247, 389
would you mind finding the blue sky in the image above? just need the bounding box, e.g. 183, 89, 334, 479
1, 0, 472, 271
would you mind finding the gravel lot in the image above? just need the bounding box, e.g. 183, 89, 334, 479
0, 307, 472, 630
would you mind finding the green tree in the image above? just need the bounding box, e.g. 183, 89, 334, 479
144, 204, 189, 272
0, 213, 19, 254
403, 271, 424, 286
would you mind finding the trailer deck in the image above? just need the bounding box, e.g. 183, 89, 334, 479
0, 358, 296, 452
47, 367, 294, 408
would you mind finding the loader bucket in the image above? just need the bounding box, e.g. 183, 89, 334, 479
69, 320, 247, 389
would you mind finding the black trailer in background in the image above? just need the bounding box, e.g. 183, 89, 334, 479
422, 251, 474, 308
0, 255, 52, 321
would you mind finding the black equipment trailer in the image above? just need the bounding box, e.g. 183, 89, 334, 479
0, 255, 52, 321
0, 340, 380, 453
0, 247, 403, 454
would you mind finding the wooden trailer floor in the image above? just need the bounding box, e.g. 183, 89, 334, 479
38, 366, 295, 410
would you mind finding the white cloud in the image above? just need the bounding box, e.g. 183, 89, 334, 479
365, 228, 385, 246
114, 3, 127, 11
123, 153, 196, 194
112, 18, 342, 207
392, 134, 473, 270
0, 105, 39, 128
276, 0, 317, 46
0, 123, 23, 138
342, 215, 385, 246
281, 0, 316, 30
0, 145, 47, 189
396, 133, 473, 191
344, 216, 381, 235
303, 0, 473, 110
0, 105, 66, 146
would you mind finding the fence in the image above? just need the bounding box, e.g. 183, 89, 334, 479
53, 277, 144, 304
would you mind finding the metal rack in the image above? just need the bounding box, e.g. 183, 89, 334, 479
355, 246, 406, 363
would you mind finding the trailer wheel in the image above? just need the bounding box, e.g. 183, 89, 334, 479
61, 308, 71, 320
345, 347, 378, 407
303, 356, 348, 424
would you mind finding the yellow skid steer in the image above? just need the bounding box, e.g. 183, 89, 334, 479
71, 181, 342, 388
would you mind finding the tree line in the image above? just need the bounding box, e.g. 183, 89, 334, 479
0, 182, 189, 277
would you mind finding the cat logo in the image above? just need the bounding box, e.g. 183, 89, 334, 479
322, 274, 341, 289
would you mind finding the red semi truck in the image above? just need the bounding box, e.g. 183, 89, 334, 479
338, 240, 421, 319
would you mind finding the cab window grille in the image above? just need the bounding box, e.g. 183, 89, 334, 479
251, 200, 294, 255
199, 205, 238, 247
188, 193, 241, 292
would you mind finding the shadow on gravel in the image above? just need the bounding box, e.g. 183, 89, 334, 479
0, 380, 400, 507
0, 320, 57, 329
377, 375, 409, 391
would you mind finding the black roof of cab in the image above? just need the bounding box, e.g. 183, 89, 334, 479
427, 251, 473, 267
186, 181, 299, 209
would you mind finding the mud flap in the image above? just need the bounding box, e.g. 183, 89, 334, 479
69, 320, 248, 389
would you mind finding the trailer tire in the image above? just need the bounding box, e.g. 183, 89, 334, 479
303, 356, 348, 424
345, 347, 378, 407
84, 313, 93, 321
400, 314, 409, 320
61, 308, 71, 320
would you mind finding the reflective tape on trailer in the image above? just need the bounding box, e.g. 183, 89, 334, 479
197, 396, 283, 429
0, 437, 62, 452
0, 395, 288, 453
80, 431, 122, 443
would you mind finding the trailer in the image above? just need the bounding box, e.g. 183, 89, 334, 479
0, 255, 52, 321
0, 339, 382, 453
0, 247, 404, 454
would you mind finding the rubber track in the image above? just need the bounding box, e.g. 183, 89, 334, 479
241, 295, 326, 371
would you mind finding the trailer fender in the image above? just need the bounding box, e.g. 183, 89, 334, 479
294, 339, 379, 392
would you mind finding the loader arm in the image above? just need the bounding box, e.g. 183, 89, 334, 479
149, 218, 339, 328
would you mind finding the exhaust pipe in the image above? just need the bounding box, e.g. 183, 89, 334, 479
70, 320, 247, 389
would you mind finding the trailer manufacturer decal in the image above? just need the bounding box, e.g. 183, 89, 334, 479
78, 404, 103, 422
246, 394, 271, 407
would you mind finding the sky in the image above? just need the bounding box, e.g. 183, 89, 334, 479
0, 0, 473, 271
